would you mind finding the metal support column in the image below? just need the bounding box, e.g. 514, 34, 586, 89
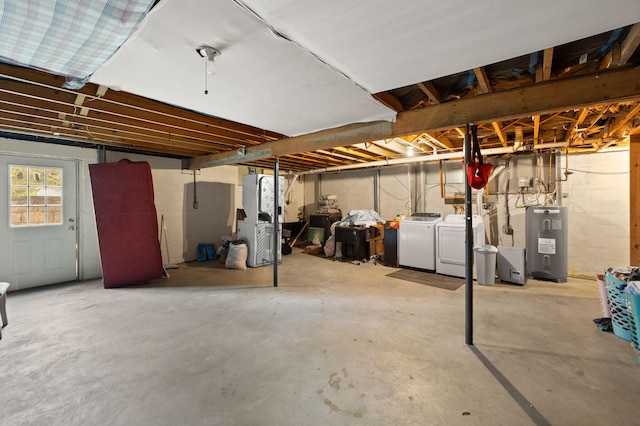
273, 158, 279, 287
464, 125, 473, 345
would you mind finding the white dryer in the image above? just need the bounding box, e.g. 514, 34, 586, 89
398, 213, 442, 270
436, 214, 485, 278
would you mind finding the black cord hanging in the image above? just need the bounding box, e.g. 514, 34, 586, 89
204, 58, 208, 95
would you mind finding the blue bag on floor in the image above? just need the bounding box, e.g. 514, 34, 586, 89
206, 243, 216, 260
197, 243, 207, 262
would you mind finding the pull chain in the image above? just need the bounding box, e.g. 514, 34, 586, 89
204, 58, 208, 95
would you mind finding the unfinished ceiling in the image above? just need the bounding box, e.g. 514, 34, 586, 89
1, 1, 640, 172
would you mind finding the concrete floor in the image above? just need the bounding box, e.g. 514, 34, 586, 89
1, 249, 638, 425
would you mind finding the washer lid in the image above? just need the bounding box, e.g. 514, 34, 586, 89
407, 212, 442, 222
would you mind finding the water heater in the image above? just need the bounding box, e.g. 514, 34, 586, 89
525, 206, 568, 282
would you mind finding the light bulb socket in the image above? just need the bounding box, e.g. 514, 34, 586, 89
196, 46, 221, 61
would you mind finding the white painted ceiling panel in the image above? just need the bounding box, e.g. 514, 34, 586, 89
90, 0, 640, 138
237, 0, 640, 92
90, 0, 395, 137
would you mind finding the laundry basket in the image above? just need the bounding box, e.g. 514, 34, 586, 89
625, 282, 640, 363
596, 274, 611, 318
604, 268, 633, 342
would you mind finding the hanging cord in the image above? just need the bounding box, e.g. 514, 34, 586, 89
204, 59, 209, 95
471, 125, 482, 164
193, 170, 199, 209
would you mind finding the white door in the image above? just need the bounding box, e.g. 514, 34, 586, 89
0, 155, 78, 290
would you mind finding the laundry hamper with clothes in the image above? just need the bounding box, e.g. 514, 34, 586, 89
596, 274, 611, 318
625, 282, 640, 363
604, 268, 635, 342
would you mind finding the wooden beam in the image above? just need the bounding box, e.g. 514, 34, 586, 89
0, 80, 274, 147
609, 103, 640, 136
0, 62, 282, 141
454, 127, 467, 137
473, 67, 492, 94
619, 22, 640, 65
373, 92, 404, 112
421, 132, 454, 149
631, 134, 640, 265
316, 149, 368, 163
568, 108, 590, 144
600, 44, 621, 70
371, 138, 408, 154
187, 67, 640, 169
533, 115, 541, 143
393, 67, 640, 137
542, 48, 554, 81
333, 146, 380, 161
416, 82, 441, 104
351, 142, 398, 158
492, 122, 508, 147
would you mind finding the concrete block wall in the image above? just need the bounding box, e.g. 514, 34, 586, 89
320, 169, 375, 215
106, 152, 242, 264
563, 150, 630, 277
304, 150, 631, 279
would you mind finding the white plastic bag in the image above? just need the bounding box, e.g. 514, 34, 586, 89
324, 235, 336, 257
225, 243, 248, 270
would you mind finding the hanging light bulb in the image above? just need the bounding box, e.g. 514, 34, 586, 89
196, 46, 221, 75
196, 46, 221, 94
407, 146, 415, 157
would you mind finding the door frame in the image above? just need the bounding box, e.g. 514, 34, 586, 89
0, 151, 81, 288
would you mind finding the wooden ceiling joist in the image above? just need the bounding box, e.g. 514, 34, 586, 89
0, 83, 271, 151
333, 146, 380, 161
416, 82, 442, 104
492, 122, 508, 147
473, 67, 492, 94
541, 48, 554, 82
569, 108, 591, 144
351, 142, 397, 158
609, 103, 640, 136
188, 67, 640, 169
619, 22, 640, 65
373, 92, 404, 112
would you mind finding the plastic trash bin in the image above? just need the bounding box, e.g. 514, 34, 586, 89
475, 245, 498, 286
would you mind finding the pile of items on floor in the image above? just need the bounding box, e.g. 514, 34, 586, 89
306, 209, 385, 264
594, 267, 640, 363
194, 238, 249, 270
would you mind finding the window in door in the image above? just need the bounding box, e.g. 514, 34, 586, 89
9, 165, 63, 226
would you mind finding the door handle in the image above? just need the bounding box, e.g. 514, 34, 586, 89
69, 225, 75, 231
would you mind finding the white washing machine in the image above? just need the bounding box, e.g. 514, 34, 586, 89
398, 213, 442, 270
436, 214, 485, 278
